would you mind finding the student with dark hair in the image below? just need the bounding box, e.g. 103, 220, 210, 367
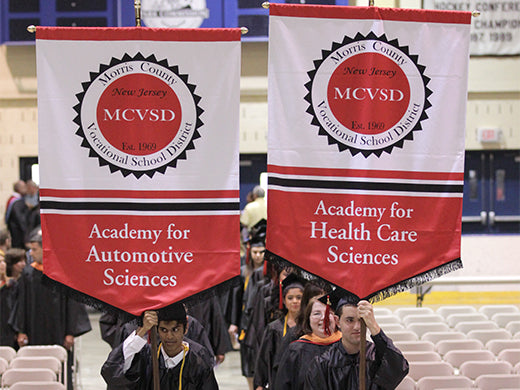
254, 273, 304, 390
304, 291, 408, 390
101, 302, 218, 390
0, 248, 25, 347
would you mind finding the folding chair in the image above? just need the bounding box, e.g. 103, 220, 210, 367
435, 339, 484, 356
408, 361, 454, 381
9, 382, 66, 390
497, 349, 520, 366
379, 323, 405, 332
394, 340, 435, 353
1, 368, 56, 389
0, 347, 16, 363
491, 313, 520, 328
395, 307, 435, 321
374, 307, 394, 317
402, 314, 445, 327
384, 330, 419, 342
466, 328, 512, 345
376, 315, 402, 325
478, 305, 520, 319
454, 321, 499, 334
415, 375, 472, 390
436, 305, 477, 319
485, 339, 520, 355
422, 331, 466, 344
459, 360, 513, 380
446, 312, 488, 328
8, 357, 61, 382
16, 345, 68, 387
443, 349, 495, 368
474, 373, 520, 390
505, 321, 520, 335
402, 351, 441, 362
0, 357, 8, 375
409, 322, 450, 339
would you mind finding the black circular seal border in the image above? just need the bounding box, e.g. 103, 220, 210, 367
304, 32, 432, 158
73, 52, 203, 179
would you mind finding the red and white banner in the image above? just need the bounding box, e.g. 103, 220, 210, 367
266, 5, 471, 299
36, 27, 241, 315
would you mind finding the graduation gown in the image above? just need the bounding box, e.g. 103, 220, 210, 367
304, 331, 409, 390
274, 333, 341, 390
101, 342, 219, 390
187, 296, 232, 356
8, 264, 91, 345
0, 279, 17, 347
232, 265, 268, 377
254, 316, 293, 389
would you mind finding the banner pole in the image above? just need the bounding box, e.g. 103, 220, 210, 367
360, 319, 367, 390
150, 326, 160, 390
134, 0, 142, 27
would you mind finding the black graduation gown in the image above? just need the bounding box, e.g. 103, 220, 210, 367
304, 331, 409, 390
274, 336, 340, 390
187, 296, 232, 356
101, 341, 219, 390
0, 279, 17, 347
100, 315, 216, 368
230, 265, 267, 376
6, 199, 28, 249
254, 317, 292, 389
8, 265, 92, 344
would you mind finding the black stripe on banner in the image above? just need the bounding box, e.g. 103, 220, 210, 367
268, 177, 463, 194
40, 201, 240, 212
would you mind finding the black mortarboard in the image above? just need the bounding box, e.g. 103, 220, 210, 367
318, 288, 360, 313
248, 219, 266, 247
281, 273, 305, 296
157, 302, 187, 322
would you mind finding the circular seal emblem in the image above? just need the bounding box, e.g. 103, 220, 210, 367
305, 32, 432, 157
74, 53, 203, 178
141, 0, 210, 28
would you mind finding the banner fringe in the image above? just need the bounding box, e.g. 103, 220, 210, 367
265, 249, 463, 302
42, 274, 241, 323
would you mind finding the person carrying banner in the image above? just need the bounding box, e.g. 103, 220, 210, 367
101, 303, 218, 390
274, 295, 341, 390
304, 292, 408, 390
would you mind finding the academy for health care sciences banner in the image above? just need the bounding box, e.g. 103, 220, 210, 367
266, 5, 471, 300
36, 27, 241, 316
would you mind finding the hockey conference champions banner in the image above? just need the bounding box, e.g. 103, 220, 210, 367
36, 27, 241, 316
266, 4, 471, 300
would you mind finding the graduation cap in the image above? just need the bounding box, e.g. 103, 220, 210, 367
318, 288, 360, 336
278, 273, 305, 310
248, 218, 266, 247
157, 302, 187, 323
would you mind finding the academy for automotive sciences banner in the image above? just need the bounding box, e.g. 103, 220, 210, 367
36, 27, 241, 316
266, 5, 471, 300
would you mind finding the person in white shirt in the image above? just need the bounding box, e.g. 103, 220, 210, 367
102, 303, 218, 389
